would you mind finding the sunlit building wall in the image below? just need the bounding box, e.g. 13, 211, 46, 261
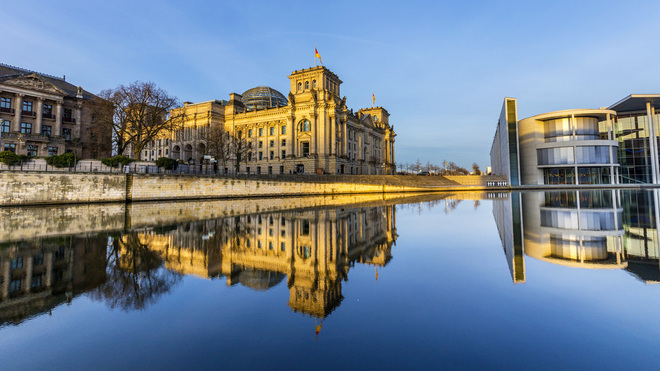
161, 66, 396, 175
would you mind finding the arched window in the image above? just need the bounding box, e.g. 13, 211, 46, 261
297, 82, 302, 91
305, 81, 310, 89
299, 119, 311, 132
312, 79, 317, 88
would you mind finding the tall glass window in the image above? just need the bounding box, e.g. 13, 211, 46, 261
1, 120, 9, 133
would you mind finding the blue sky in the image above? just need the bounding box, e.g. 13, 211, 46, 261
4, 0, 659, 168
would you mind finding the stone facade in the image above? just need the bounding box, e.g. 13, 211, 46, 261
0, 63, 111, 159
143, 66, 396, 175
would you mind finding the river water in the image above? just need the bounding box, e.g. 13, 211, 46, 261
1, 190, 660, 370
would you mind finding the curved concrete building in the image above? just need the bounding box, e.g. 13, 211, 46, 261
491, 95, 660, 185
518, 109, 618, 185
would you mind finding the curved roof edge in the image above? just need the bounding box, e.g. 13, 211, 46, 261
521, 108, 616, 122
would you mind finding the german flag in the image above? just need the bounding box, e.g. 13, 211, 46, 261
315, 47, 322, 65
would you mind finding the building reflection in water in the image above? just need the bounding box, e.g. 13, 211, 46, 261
494, 189, 660, 283
0, 204, 397, 326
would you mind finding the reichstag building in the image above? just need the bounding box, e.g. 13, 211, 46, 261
141, 66, 396, 175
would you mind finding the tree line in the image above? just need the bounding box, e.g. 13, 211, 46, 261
396, 160, 482, 175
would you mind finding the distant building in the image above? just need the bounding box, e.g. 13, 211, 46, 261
490, 95, 660, 185
142, 66, 396, 175
0, 63, 111, 159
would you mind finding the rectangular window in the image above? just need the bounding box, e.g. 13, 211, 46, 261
269, 140, 274, 148
270, 127, 274, 135
248, 153, 252, 161
42, 125, 51, 136
20, 122, 32, 134
62, 128, 71, 141
10, 279, 21, 293
22, 100, 33, 113
63, 108, 72, 119
259, 141, 263, 148
269, 241, 273, 250
281, 126, 286, 135
4, 143, 16, 152
259, 128, 263, 136
48, 146, 58, 156
302, 142, 309, 157
270, 151, 274, 160
281, 150, 286, 158
280, 242, 286, 251
0, 97, 11, 110
27, 144, 38, 157
248, 129, 252, 137
11, 256, 23, 269
281, 139, 286, 147
33, 254, 44, 266
31, 275, 42, 288
1, 120, 9, 133
258, 152, 263, 160
43, 104, 52, 116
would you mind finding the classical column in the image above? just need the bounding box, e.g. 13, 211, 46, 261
45, 252, 53, 287
73, 104, 82, 137
311, 114, 317, 155
391, 141, 395, 164
24, 255, 33, 293
342, 120, 347, 157
55, 102, 63, 137
329, 116, 335, 156
35, 97, 43, 134
13, 93, 23, 132
1, 260, 9, 299
287, 117, 295, 157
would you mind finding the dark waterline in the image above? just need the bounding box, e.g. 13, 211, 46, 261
1, 191, 660, 370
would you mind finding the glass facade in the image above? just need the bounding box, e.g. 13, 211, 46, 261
615, 114, 653, 183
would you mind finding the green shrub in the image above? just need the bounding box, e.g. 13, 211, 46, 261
46, 152, 78, 168
101, 155, 134, 168
0, 151, 28, 166
156, 157, 178, 170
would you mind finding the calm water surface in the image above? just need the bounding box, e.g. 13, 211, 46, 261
1, 191, 660, 370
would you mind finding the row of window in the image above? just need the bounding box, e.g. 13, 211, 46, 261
1, 120, 71, 138
248, 125, 287, 138
295, 78, 338, 93
255, 139, 286, 149
249, 150, 287, 161
3, 143, 59, 156
0, 97, 71, 117
246, 239, 287, 251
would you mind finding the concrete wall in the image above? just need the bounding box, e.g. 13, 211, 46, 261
0, 172, 507, 206
0, 172, 126, 205
0, 192, 480, 243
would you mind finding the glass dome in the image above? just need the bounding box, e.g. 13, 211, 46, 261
242, 86, 288, 111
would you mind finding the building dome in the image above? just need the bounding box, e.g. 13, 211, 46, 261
242, 86, 288, 111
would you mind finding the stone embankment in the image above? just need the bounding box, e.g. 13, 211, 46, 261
0, 172, 508, 206
0, 192, 497, 243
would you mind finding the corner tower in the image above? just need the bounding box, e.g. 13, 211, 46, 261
288, 66, 342, 103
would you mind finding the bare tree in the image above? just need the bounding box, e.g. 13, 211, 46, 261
414, 159, 422, 173
202, 124, 231, 171
93, 81, 183, 158
230, 133, 252, 173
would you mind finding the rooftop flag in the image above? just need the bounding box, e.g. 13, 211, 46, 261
372, 92, 375, 106
315, 47, 323, 65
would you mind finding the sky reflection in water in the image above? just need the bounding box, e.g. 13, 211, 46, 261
1, 191, 660, 370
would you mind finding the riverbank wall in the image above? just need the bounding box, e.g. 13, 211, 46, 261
0, 172, 507, 206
